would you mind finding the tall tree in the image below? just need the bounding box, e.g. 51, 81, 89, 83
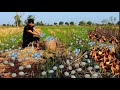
40, 21, 44, 25
14, 12, 22, 27
109, 16, 116, 24
101, 20, 106, 24
101, 19, 108, 25
27, 15, 35, 20
24, 15, 35, 25
35, 22, 40, 26
24, 19, 28, 25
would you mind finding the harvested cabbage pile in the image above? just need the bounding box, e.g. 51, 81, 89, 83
45, 36, 55, 41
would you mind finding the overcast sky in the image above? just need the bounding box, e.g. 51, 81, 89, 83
0, 12, 119, 25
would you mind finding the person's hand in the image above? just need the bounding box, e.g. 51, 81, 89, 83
35, 33, 40, 37
38, 32, 41, 35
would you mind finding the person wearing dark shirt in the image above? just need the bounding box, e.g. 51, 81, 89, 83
22, 19, 41, 50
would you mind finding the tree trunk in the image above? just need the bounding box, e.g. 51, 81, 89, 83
17, 21, 18, 27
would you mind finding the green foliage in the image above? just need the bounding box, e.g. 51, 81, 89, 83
70, 21, 74, 25
54, 22, 57, 25
35, 21, 44, 26
79, 21, 86, 25
27, 15, 35, 20
2, 24, 6, 26
24, 19, 28, 25
65, 22, 69, 25
14, 14, 22, 27
87, 21, 92, 25
101, 16, 117, 25
117, 21, 120, 25
59, 21, 64, 25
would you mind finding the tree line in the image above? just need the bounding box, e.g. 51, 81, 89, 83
1, 14, 120, 26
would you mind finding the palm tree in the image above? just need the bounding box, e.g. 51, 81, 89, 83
14, 12, 22, 27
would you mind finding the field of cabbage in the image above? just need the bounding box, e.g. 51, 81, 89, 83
0, 25, 119, 78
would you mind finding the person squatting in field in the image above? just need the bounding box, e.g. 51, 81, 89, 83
22, 19, 41, 50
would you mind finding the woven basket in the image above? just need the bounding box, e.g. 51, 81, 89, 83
44, 39, 57, 51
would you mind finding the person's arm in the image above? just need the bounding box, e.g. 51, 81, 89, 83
25, 26, 38, 35
33, 29, 41, 35
27, 30, 38, 35
33, 27, 42, 35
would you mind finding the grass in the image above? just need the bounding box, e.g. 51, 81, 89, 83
0, 25, 119, 78
2, 25, 115, 53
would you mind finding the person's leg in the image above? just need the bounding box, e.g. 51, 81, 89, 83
33, 37, 40, 50
22, 39, 27, 48
36, 40, 40, 50
22, 43, 28, 48
22, 38, 31, 49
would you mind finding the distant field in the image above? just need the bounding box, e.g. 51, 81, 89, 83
0, 25, 97, 50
